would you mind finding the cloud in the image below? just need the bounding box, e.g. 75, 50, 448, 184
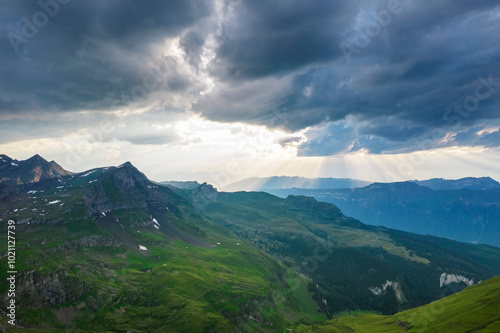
209, 0, 357, 81
1, 0, 500, 157
0, 0, 213, 116
195, 0, 500, 155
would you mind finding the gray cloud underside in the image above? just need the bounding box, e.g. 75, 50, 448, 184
1, 0, 500, 155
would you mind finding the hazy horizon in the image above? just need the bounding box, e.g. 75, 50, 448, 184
1, 1, 500, 187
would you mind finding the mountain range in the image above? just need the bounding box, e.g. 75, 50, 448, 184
412, 177, 500, 191
221, 176, 372, 192
264, 181, 500, 247
1, 154, 499, 332
222, 175, 500, 192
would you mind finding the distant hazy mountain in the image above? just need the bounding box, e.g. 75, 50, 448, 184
265, 181, 500, 247
159, 180, 201, 189
222, 176, 372, 192
412, 177, 500, 191
0, 154, 71, 185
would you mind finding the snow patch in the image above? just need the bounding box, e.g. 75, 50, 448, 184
369, 281, 396, 295
47, 200, 61, 205
80, 170, 96, 177
11, 162, 18, 166
139, 245, 148, 251
102, 212, 106, 217
439, 273, 475, 287
154, 224, 159, 229
27, 190, 37, 194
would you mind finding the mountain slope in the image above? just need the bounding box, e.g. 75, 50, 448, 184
0, 160, 324, 332
1, 156, 500, 332
173, 184, 500, 316
264, 182, 500, 247
295, 274, 500, 332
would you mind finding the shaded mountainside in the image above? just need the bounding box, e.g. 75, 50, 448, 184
0, 154, 71, 186
264, 182, 500, 247
1, 156, 500, 332
295, 274, 500, 332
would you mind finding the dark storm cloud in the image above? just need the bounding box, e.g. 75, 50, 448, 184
1, 0, 500, 156
196, 0, 500, 155
209, 0, 358, 81
0, 0, 212, 116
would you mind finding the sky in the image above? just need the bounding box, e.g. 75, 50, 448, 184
1, 0, 499, 188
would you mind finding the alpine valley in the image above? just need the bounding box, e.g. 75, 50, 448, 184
1, 155, 500, 332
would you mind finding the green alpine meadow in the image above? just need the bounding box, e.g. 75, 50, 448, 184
1, 155, 499, 332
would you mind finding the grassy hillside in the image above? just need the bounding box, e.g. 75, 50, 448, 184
175, 185, 500, 316
1, 162, 500, 332
0, 165, 325, 332
294, 275, 500, 332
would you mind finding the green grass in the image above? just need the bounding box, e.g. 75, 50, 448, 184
1, 213, 324, 332
2, 168, 500, 332
294, 275, 500, 332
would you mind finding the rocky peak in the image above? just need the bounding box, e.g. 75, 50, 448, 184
199, 182, 217, 192
0, 154, 13, 162
184, 182, 220, 210
0, 154, 70, 185
116, 161, 150, 185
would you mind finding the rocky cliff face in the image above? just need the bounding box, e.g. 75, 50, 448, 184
15, 270, 88, 308
83, 164, 150, 215
0, 183, 28, 209
186, 182, 225, 210
0, 183, 20, 200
